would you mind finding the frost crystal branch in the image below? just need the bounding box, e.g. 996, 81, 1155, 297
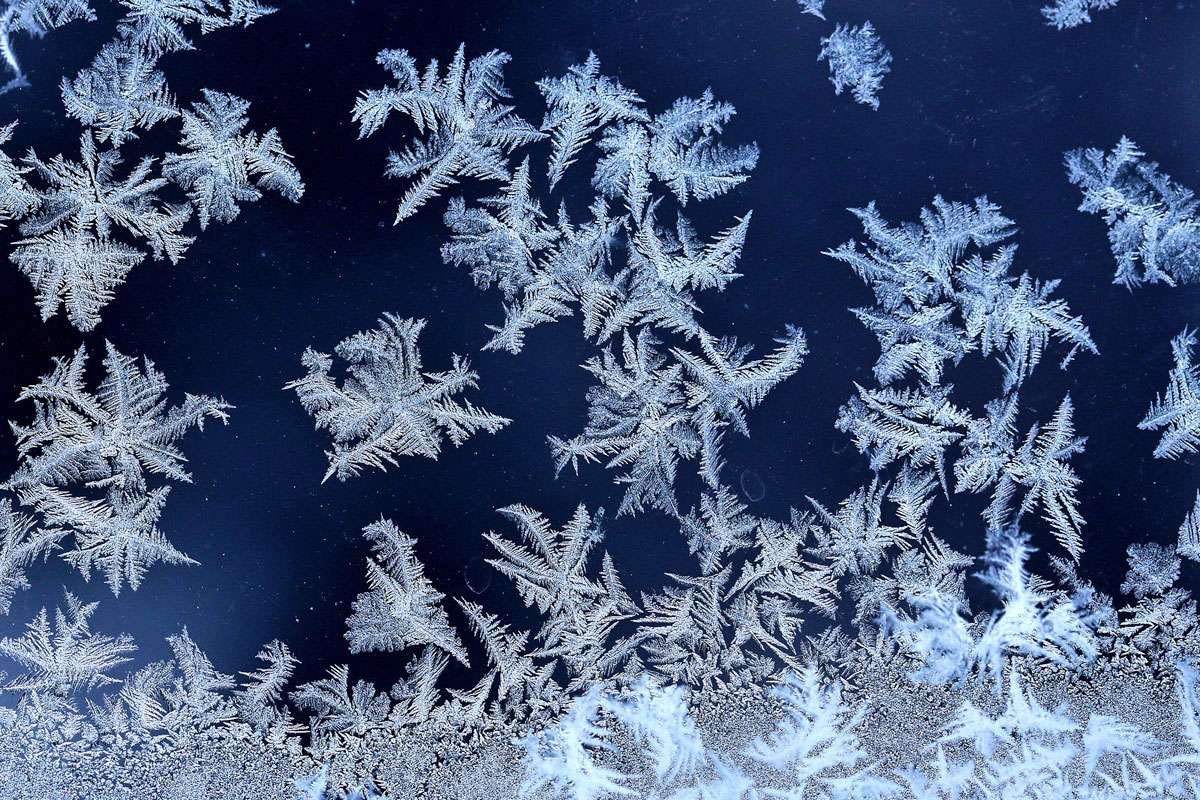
345, 518, 468, 665
1141, 329, 1200, 459
286, 315, 510, 482
0, 0, 95, 93
0, 499, 64, 615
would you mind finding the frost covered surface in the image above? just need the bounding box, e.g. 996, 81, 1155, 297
1, 15, 1200, 800
817, 22, 891, 109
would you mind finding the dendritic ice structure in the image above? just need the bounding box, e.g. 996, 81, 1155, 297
360, 46, 797, 518
1043, 0, 1121, 29
0, 0, 300, 331
549, 325, 806, 517
1140, 329, 1200, 459
367, 47, 762, 352
0, 0, 95, 93
2, 342, 231, 596
1065, 137, 1200, 287
163, 89, 305, 229
286, 315, 511, 482
345, 518, 469, 664
352, 45, 546, 223
826, 196, 1096, 560
817, 21, 892, 110
6, 505, 1200, 798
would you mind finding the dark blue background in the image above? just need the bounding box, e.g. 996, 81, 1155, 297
0, 0, 1197, 693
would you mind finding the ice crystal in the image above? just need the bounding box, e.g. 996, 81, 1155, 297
1178, 491, 1200, 562
537, 51, 648, 190
345, 518, 469, 665
817, 21, 891, 110
796, 0, 825, 20
1, 590, 135, 694
285, 315, 511, 482
1121, 542, 1180, 599
3, 342, 230, 593
352, 45, 545, 222
826, 196, 1095, 390
0, 0, 95, 93
1141, 329, 1200, 459
163, 89, 303, 229
1043, 0, 1120, 29
4, 131, 192, 330
747, 666, 867, 793
0, 498, 63, 615
61, 39, 178, 145
551, 326, 804, 518
1065, 137, 1200, 287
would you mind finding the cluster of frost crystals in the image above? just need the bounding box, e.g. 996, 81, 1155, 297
0, 0, 302, 331
817, 21, 891, 109
549, 326, 807, 517
826, 196, 1096, 560
353, 47, 805, 518
1043, 0, 1121, 28
1065, 137, 1200, 287
1, 343, 230, 596
285, 315, 511, 483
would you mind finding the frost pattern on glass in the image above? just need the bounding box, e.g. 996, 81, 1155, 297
0, 0, 299, 330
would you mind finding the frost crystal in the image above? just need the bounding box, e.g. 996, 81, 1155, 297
61, 40, 178, 145
817, 21, 892, 110
1065, 137, 1200, 287
3, 342, 230, 594
0, 0, 95, 93
163, 89, 303, 229
0, 499, 64, 615
795, 0, 825, 20
345, 518, 468, 665
4, 131, 191, 330
1, 590, 135, 694
1140, 329, 1200, 459
1121, 542, 1180, 599
537, 51, 648, 190
352, 45, 545, 222
1043, 0, 1120, 28
286, 315, 511, 482
1178, 491, 1200, 562
551, 326, 803, 517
